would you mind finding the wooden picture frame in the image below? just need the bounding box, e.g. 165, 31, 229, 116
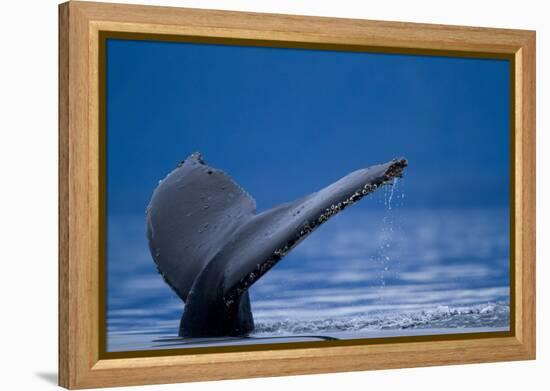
59, 1, 536, 389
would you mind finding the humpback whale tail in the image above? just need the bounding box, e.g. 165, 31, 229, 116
146, 153, 407, 337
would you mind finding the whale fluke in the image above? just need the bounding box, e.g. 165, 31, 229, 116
146, 152, 407, 337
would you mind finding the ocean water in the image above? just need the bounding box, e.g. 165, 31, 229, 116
106, 187, 510, 352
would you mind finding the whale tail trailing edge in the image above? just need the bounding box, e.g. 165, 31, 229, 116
146, 152, 407, 337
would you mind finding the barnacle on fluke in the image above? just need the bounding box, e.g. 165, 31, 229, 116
146, 152, 407, 337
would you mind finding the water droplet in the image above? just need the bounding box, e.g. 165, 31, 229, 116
387, 178, 397, 210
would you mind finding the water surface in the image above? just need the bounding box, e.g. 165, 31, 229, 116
107, 189, 510, 352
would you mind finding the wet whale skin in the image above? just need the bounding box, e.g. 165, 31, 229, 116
146, 152, 407, 337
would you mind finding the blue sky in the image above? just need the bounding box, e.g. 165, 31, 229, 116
106, 39, 510, 215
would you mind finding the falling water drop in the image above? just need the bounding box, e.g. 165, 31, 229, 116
387, 178, 397, 210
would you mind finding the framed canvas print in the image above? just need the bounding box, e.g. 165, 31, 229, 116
58, 1, 536, 389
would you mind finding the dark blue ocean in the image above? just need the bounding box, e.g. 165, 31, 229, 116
106, 182, 510, 351
104, 40, 511, 351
